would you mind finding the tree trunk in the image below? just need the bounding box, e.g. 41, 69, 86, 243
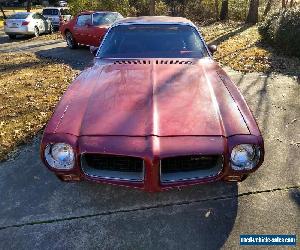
282, 0, 287, 8
215, 0, 219, 21
0, 3, 7, 19
26, 0, 32, 12
290, 0, 294, 7
149, 0, 155, 15
263, 0, 273, 16
220, 0, 228, 20
246, 0, 259, 24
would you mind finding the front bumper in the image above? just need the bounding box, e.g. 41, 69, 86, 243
41, 133, 264, 192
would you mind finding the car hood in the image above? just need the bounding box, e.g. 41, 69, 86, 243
46, 58, 249, 137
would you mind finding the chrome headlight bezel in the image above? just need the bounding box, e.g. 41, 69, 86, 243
230, 144, 261, 171
44, 143, 75, 170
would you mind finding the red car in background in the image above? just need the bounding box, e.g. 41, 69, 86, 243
59, 11, 123, 48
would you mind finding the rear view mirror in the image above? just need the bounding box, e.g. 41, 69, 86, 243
90, 46, 98, 57
208, 44, 217, 55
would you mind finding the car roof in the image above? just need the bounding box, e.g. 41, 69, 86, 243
114, 16, 194, 26
10, 12, 34, 15
79, 11, 120, 15
43, 7, 68, 10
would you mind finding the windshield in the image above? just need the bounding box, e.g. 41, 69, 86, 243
93, 13, 116, 25
98, 24, 208, 58
42, 9, 59, 16
8, 13, 30, 19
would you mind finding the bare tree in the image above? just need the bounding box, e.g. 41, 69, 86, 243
0, 3, 6, 19
215, 0, 219, 20
26, 0, 32, 12
246, 0, 259, 24
282, 0, 288, 8
263, 0, 273, 16
220, 0, 228, 20
149, 0, 155, 15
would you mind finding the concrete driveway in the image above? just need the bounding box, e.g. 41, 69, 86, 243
0, 31, 299, 249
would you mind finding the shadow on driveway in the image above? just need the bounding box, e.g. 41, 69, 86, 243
36, 45, 94, 71
0, 135, 238, 249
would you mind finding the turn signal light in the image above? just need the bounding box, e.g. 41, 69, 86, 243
22, 21, 29, 26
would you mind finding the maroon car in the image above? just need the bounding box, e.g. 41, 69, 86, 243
59, 11, 123, 48
41, 17, 264, 192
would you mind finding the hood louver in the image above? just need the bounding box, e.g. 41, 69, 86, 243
114, 60, 151, 65
156, 60, 193, 65
113, 60, 194, 65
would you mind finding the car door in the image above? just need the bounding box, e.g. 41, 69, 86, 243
73, 14, 92, 45
88, 13, 117, 47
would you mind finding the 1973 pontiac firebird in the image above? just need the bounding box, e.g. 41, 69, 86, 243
40, 17, 264, 192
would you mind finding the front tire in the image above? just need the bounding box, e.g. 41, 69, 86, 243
8, 34, 16, 39
65, 31, 77, 49
34, 26, 40, 37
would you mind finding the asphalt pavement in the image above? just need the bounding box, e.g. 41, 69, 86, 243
0, 30, 299, 250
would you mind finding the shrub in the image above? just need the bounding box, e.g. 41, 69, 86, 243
259, 7, 300, 58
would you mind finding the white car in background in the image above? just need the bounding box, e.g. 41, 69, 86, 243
4, 12, 53, 39
42, 7, 71, 30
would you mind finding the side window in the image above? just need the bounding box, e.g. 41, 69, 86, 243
76, 15, 91, 27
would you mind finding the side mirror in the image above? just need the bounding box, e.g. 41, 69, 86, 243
90, 46, 98, 57
208, 44, 217, 55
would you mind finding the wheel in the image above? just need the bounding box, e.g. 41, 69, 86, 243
49, 24, 54, 34
34, 26, 40, 37
65, 31, 77, 49
8, 34, 16, 39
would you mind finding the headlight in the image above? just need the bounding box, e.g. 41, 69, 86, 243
230, 144, 260, 170
44, 143, 75, 170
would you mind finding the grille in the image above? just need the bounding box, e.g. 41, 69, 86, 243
81, 154, 144, 182
160, 155, 223, 183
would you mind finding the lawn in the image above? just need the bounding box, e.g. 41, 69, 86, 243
201, 22, 300, 76
0, 53, 76, 161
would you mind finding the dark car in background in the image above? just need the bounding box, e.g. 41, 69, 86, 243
59, 11, 123, 48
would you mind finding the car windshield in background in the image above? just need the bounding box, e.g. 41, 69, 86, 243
42, 9, 59, 15
98, 24, 208, 58
93, 13, 114, 25
8, 13, 30, 19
